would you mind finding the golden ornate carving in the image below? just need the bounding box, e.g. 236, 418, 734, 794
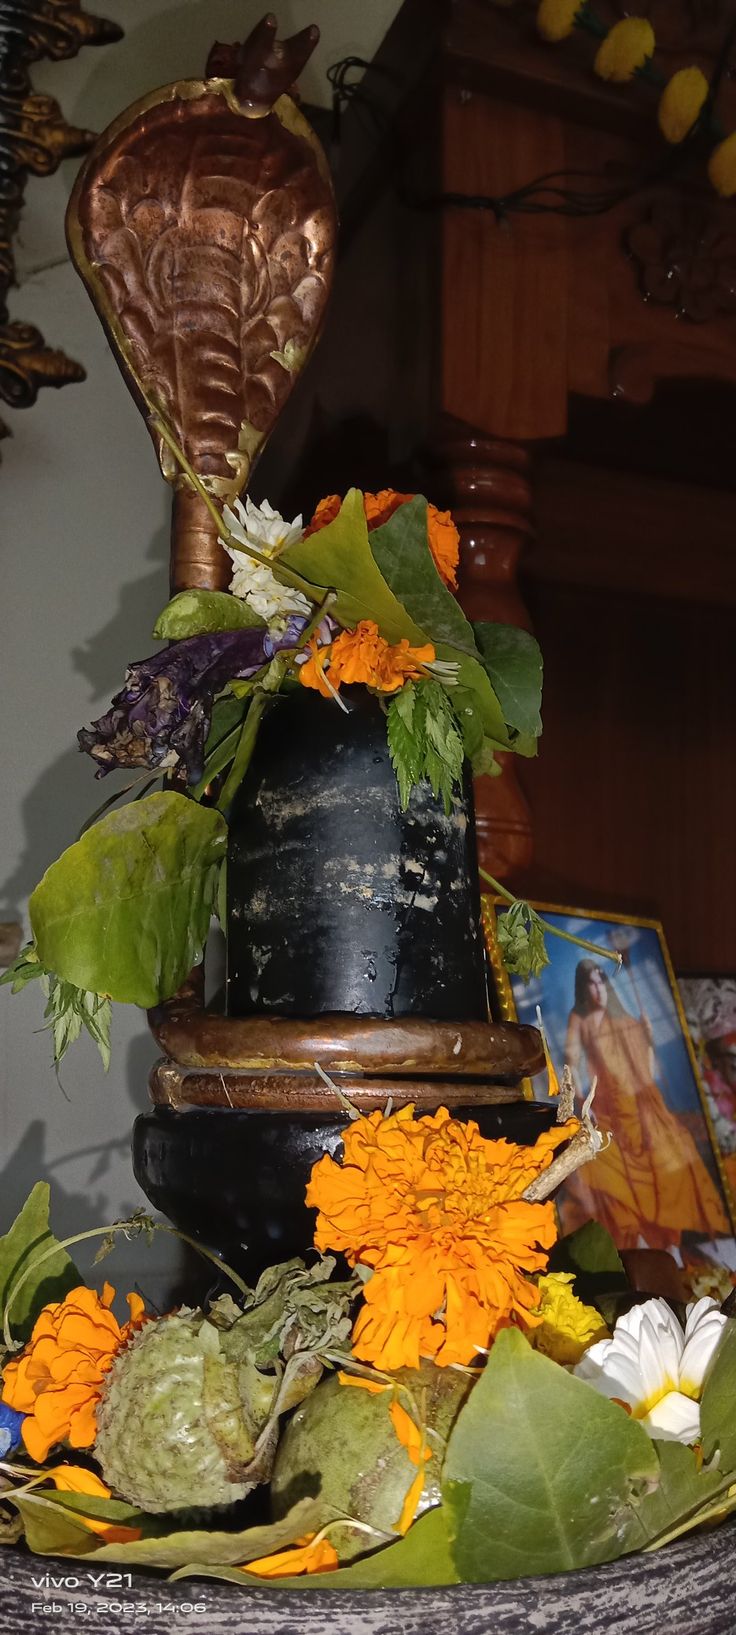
66, 17, 338, 591
0, 0, 123, 454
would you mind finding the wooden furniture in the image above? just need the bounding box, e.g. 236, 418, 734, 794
261, 0, 736, 974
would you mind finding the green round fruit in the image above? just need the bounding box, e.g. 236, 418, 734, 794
270, 1361, 471, 1557
95, 1311, 273, 1513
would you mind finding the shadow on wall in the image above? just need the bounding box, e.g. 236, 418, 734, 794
0, 1121, 192, 1311
1, 522, 168, 922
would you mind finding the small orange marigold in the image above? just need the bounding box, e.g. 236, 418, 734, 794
299, 619, 435, 697
1, 1283, 145, 1463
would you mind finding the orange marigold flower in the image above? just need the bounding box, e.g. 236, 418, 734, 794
305, 490, 460, 590
1, 1283, 145, 1463
46, 1465, 142, 1544
243, 1533, 339, 1578
306, 1106, 578, 1370
303, 493, 341, 536
299, 619, 435, 698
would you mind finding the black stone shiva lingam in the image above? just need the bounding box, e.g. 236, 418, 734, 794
65, 15, 548, 1279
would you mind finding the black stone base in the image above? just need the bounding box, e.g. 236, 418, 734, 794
133, 1100, 558, 1283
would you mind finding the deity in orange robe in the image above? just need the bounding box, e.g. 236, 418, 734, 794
560, 960, 729, 1249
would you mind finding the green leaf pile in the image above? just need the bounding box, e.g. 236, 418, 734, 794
29, 792, 227, 1007
387, 678, 465, 812
0, 1183, 79, 1350
473, 622, 543, 740
282, 490, 541, 757
443, 1328, 660, 1580
496, 900, 550, 979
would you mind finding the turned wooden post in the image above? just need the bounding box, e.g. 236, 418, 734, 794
437, 425, 535, 880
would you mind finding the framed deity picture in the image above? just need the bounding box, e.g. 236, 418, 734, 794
483, 901, 736, 1277
679, 976, 736, 1223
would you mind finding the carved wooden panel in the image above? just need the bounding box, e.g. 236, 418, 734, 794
0, 0, 122, 453
626, 198, 736, 322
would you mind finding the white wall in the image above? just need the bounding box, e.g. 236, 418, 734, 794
0, 0, 400, 1301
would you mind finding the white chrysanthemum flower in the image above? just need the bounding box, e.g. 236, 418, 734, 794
574, 1296, 726, 1444
219, 497, 310, 628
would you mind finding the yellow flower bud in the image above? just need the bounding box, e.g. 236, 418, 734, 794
532, 1273, 609, 1367
594, 18, 655, 83
709, 130, 736, 198
537, 0, 584, 42
658, 67, 709, 144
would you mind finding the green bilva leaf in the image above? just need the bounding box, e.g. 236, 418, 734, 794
39, 1490, 147, 1526
621, 1439, 726, 1553
558, 1221, 626, 1278
443, 1328, 659, 1581
369, 498, 512, 747
11, 1495, 324, 1567
0, 942, 44, 994
30, 792, 227, 1008
10, 1493, 101, 1558
0, 1182, 79, 1345
176, 1507, 458, 1589
153, 589, 264, 640
281, 488, 427, 647
496, 901, 549, 980
473, 622, 543, 742
369, 497, 477, 657
701, 1317, 736, 1471
0, 1508, 24, 1546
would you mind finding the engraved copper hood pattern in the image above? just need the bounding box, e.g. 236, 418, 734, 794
65, 17, 337, 591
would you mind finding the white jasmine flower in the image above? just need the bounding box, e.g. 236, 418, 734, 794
574, 1296, 726, 1444
219, 497, 309, 628
223, 495, 304, 555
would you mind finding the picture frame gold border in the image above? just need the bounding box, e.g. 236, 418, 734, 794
482, 894, 736, 1233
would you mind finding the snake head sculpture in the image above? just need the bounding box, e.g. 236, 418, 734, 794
66, 14, 337, 591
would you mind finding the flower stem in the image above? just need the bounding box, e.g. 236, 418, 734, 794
216, 688, 272, 812
149, 415, 318, 601
2, 1219, 250, 1352
478, 869, 622, 968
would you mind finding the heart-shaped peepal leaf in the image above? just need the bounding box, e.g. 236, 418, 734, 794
30, 792, 227, 1008
443, 1328, 659, 1581
0, 1183, 79, 1344
281, 488, 427, 646
153, 589, 264, 640
473, 622, 543, 742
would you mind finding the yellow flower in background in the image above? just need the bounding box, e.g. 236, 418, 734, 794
537, 0, 585, 42
532, 1272, 609, 1366
658, 67, 709, 144
594, 18, 655, 83
709, 131, 736, 197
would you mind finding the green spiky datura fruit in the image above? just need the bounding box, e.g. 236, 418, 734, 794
95, 1310, 276, 1513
